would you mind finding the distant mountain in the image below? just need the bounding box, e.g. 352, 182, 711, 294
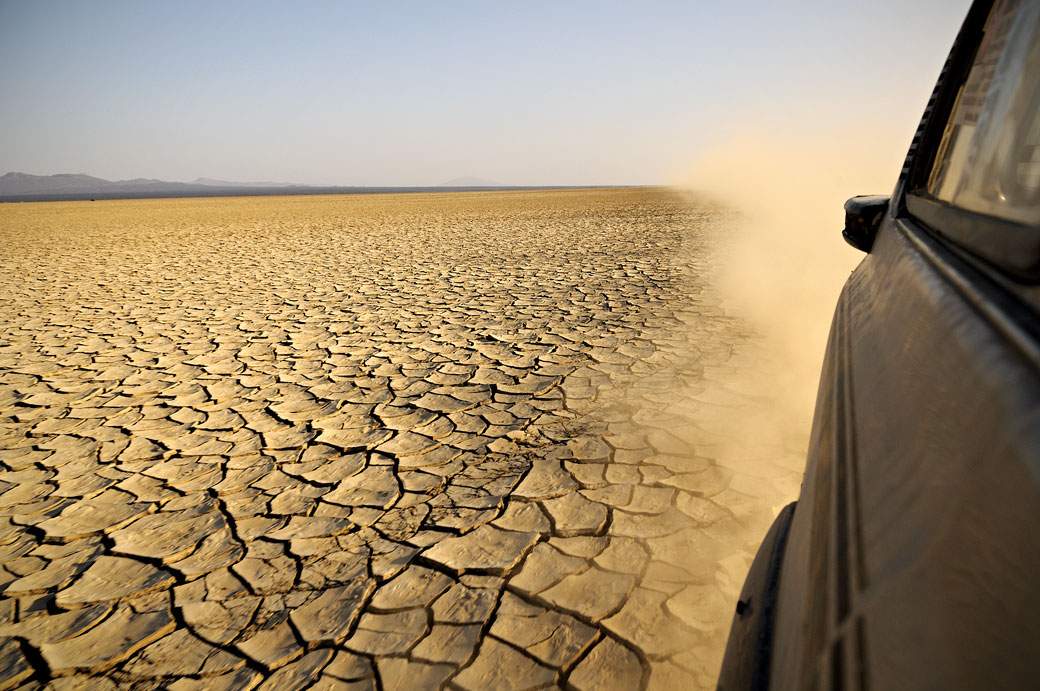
0, 172, 322, 201
0, 172, 597, 202
0, 172, 116, 195
192, 177, 298, 188
0, 172, 208, 197
438, 176, 503, 187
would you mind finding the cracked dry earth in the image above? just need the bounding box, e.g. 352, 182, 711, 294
0, 188, 801, 690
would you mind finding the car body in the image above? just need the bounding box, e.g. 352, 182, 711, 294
718, 1, 1040, 688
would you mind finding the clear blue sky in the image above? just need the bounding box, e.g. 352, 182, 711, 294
0, 0, 971, 186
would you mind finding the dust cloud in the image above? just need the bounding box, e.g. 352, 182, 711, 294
668, 123, 912, 679
684, 126, 901, 442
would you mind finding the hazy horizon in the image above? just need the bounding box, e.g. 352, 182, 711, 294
0, 170, 535, 187
2, 0, 970, 187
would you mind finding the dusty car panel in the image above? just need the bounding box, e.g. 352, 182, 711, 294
719, 1, 1040, 688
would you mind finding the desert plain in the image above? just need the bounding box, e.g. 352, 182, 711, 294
0, 188, 802, 689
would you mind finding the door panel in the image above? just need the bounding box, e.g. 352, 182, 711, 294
769, 212, 1040, 689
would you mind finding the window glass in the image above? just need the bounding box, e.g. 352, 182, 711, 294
927, 0, 1040, 225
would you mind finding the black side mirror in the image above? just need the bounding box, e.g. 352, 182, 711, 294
842, 195, 890, 253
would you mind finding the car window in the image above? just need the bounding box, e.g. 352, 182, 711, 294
926, 0, 1040, 226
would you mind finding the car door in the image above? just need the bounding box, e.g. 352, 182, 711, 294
727, 1, 1040, 689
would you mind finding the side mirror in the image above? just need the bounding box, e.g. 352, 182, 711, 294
843, 195, 890, 253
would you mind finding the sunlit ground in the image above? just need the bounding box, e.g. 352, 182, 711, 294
0, 189, 802, 689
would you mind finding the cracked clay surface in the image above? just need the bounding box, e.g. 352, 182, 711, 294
0, 189, 801, 689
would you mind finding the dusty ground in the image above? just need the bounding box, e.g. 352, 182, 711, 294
0, 188, 802, 690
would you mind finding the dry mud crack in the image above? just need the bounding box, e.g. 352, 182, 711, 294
0, 189, 801, 689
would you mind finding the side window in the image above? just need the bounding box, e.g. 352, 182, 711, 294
925, 0, 1040, 225
906, 0, 1040, 278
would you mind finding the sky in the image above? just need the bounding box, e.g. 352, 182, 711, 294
0, 0, 972, 186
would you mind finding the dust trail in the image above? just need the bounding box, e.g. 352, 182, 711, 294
686, 127, 905, 428
671, 124, 912, 679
